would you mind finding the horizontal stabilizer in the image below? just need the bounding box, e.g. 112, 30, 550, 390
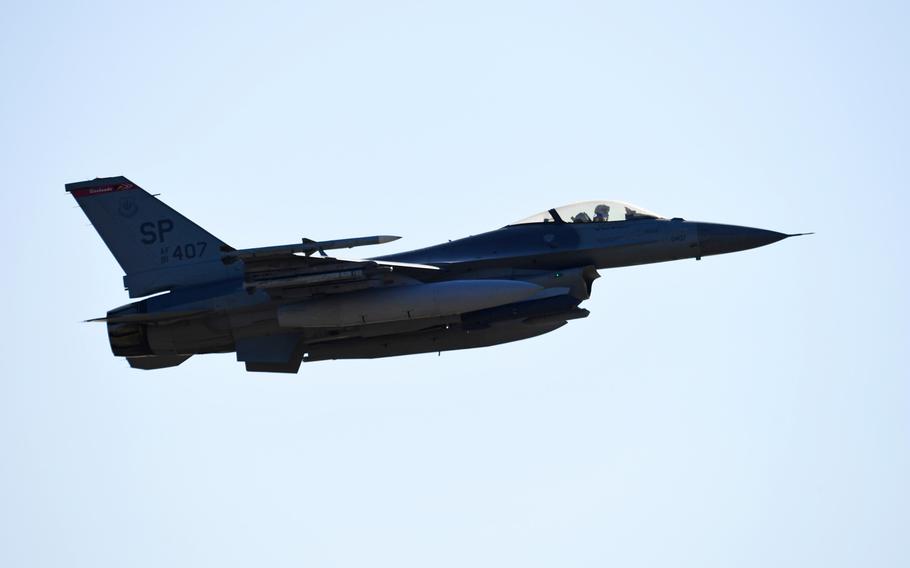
87, 309, 208, 325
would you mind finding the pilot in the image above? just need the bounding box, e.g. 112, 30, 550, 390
572, 211, 592, 223
593, 204, 610, 222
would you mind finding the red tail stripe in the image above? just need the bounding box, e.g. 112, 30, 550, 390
70, 182, 135, 198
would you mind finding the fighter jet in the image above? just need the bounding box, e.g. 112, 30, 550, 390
66, 176, 807, 373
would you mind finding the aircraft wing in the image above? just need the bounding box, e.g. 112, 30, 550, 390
87, 309, 209, 324
222, 237, 442, 297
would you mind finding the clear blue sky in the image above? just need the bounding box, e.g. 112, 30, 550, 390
1, 1, 907, 567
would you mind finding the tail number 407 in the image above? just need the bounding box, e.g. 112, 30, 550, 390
159, 242, 207, 264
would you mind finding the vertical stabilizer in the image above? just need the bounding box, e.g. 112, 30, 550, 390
66, 176, 236, 296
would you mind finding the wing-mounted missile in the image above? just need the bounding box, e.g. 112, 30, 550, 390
221, 235, 401, 263
222, 235, 445, 296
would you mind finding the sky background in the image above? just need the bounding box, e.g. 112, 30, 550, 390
1, 1, 908, 566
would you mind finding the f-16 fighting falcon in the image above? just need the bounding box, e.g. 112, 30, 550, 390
67, 176, 808, 373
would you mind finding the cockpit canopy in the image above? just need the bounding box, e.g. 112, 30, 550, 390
511, 200, 664, 225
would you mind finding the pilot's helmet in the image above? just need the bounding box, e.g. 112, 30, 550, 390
594, 204, 610, 221
572, 211, 592, 223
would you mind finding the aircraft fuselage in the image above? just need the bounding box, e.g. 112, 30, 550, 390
66, 177, 798, 372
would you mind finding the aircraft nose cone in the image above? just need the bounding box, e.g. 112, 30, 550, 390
696, 223, 788, 257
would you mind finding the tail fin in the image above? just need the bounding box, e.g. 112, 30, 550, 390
66, 176, 234, 297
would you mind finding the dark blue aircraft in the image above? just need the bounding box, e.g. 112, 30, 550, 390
67, 176, 806, 372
